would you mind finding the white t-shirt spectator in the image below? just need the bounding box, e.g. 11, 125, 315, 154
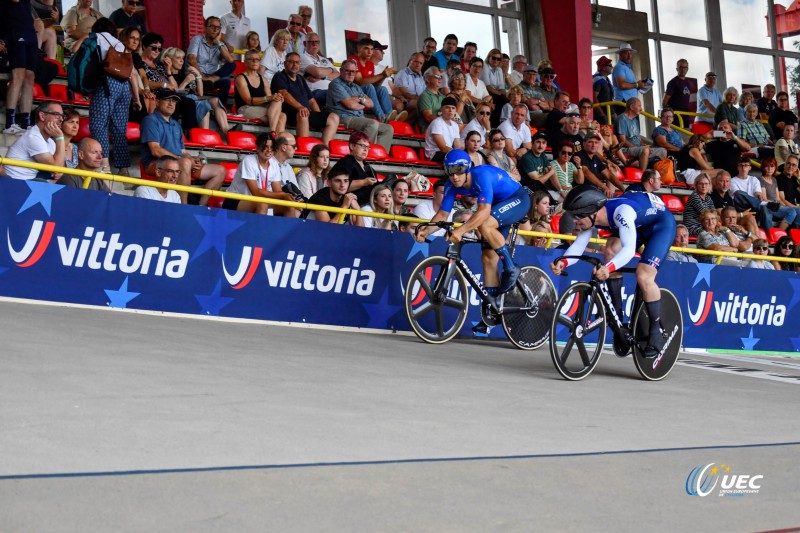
414, 199, 452, 236
4, 126, 55, 180
499, 118, 532, 150
460, 118, 487, 145
729, 174, 762, 197
425, 117, 460, 159
134, 186, 181, 203
261, 46, 286, 82
228, 154, 269, 195
220, 12, 251, 51
268, 156, 299, 188
299, 52, 336, 91
465, 76, 489, 100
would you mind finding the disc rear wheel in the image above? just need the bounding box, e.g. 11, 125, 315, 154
502, 266, 556, 350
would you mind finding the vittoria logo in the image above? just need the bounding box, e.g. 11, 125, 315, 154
688, 290, 786, 327
223, 246, 263, 289
7, 220, 55, 267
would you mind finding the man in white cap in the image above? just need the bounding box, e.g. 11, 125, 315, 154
612, 42, 647, 103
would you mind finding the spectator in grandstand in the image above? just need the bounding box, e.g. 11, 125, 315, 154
2, 1, 38, 136
235, 48, 286, 131
580, 133, 625, 197
737, 103, 774, 159
261, 29, 290, 82
500, 104, 533, 161
121, 28, 154, 117
499, 86, 529, 124
299, 33, 337, 104
599, 123, 626, 165
720, 206, 755, 253
268, 132, 303, 217
393, 52, 426, 119
703, 120, 750, 176
759, 157, 800, 227
730, 157, 777, 230
223, 133, 295, 214
458, 41, 476, 72
624, 168, 661, 194
709, 171, 759, 237
531, 67, 558, 112
348, 38, 395, 123
297, 5, 313, 34
771, 235, 798, 271
519, 65, 542, 114
447, 69, 473, 123
244, 31, 261, 52
417, 66, 445, 132
440, 58, 461, 95
714, 87, 740, 127
134, 155, 182, 203
550, 141, 584, 201
391, 179, 410, 215
187, 16, 236, 96
463, 130, 494, 168
529, 220, 553, 249
109, 0, 146, 33
55, 138, 110, 191
683, 173, 715, 237
758, 84, 777, 122
615, 97, 667, 171
433, 34, 458, 70
30, 0, 59, 60
662, 59, 691, 114
545, 91, 571, 134
665, 224, 698, 263
738, 91, 754, 123
652, 107, 684, 156
329, 131, 380, 206
778, 155, 800, 206
461, 103, 492, 147
140, 89, 226, 205
371, 40, 393, 93
592, 56, 614, 124
528, 190, 554, 226
3, 103, 67, 181
612, 43, 645, 103
676, 134, 723, 185
518, 132, 556, 195
774, 124, 799, 169
548, 112, 583, 157
273, 52, 339, 145
60, 108, 81, 170
327, 59, 394, 151
696, 72, 721, 126
465, 58, 494, 110
746, 238, 774, 270
286, 13, 305, 55
768, 91, 798, 137
295, 143, 330, 199
413, 179, 452, 236
161, 45, 232, 139
486, 128, 521, 180
424, 97, 462, 163
61, 0, 103, 53
219, 0, 250, 52
507, 54, 527, 88
303, 169, 363, 225
399, 219, 420, 234
696, 208, 741, 264
360, 184, 396, 230
420, 37, 438, 73
577, 98, 600, 138
482, 48, 508, 124
137, 33, 171, 92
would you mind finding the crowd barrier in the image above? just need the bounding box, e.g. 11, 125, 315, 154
1, 178, 798, 353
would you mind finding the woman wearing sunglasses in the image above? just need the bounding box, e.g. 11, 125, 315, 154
747, 239, 775, 270
771, 235, 799, 271
549, 140, 584, 200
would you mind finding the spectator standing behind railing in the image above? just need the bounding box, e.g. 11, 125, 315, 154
186, 16, 235, 96
224, 133, 294, 214
56, 138, 110, 191
665, 224, 698, 263
109, 0, 146, 33
612, 43, 644, 104
219, 0, 250, 52
3, 0, 39, 136
662, 59, 691, 114
592, 56, 614, 124
746, 238, 775, 269
696, 72, 721, 126
3, 101, 66, 181
134, 156, 181, 203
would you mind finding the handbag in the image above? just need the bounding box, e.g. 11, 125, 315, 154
101, 34, 133, 80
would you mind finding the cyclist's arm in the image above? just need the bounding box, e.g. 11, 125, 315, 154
604, 204, 637, 273
560, 230, 593, 268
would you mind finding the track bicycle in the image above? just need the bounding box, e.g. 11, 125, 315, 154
404, 221, 556, 350
549, 255, 683, 381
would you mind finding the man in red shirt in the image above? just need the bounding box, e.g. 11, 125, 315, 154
348, 37, 395, 122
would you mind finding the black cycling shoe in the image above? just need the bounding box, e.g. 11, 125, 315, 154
472, 322, 492, 335
498, 265, 521, 294
642, 329, 665, 359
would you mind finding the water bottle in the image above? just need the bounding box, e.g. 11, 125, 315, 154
198, 151, 208, 165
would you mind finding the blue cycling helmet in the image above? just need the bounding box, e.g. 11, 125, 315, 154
443, 149, 472, 176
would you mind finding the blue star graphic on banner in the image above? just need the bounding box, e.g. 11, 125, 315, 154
192, 210, 246, 261
195, 279, 234, 316
406, 233, 438, 261
105, 277, 140, 309
17, 181, 64, 216
787, 278, 800, 311
790, 335, 800, 352
740, 327, 760, 351
363, 288, 403, 329
691, 263, 715, 288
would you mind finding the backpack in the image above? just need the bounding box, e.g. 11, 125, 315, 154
67, 33, 105, 95
653, 156, 676, 185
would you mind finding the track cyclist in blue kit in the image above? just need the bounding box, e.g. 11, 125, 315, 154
415, 149, 530, 332
550, 185, 676, 358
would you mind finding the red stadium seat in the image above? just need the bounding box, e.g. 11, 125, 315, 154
48, 84, 69, 102
207, 196, 225, 209
227, 131, 257, 150
139, 161, 157, 181
759, 228, 768, 240
189, 127, 224, 146
550, 215, 561, 233
125, 122, 140, 143
32, 83, 46, 99
71, 92, 90, 106
790, 228, 800, 244
367, 144, 389, 161
622, 166, 643, 183
661, 194, 684, 213
329, 139, 350, 158
767, 228, 787, 245
389, 145, 420, 163
232, 60, 247, 77
74, 116, 91, 141
183, 132, 202, 148
417, 148, 443, 166
690, 122, 713, 136
219, 162, 238, 184
44, 58, 68, 77
389, 120, 422, 138
295, 136, 323, 156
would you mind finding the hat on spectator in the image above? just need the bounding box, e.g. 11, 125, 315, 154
565, 104, 580, 116
583, 132, 601, 141
372, 40, 388, 51
540, 67, 556, 76
523, 64, 538, 73
618, 42, 636, 53
155, 89, 180, 101
532, 131, 548, 142
596, 56, 612, 68
705, 71, 717, 78
441, 96, 458, 107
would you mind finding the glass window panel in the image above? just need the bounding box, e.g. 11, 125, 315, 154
499, 16, 523, 58
719, 0, 771, 48
445, 0, 491, 6
598, 0, 630, 9
202, 2, 311, 55
657, 0, 707, 39
659, 40, 710, 95
783, 57, 799, 96
724, 50, 775, 95
633, 0, 654, 32
498, 0, 521, 10
648, 39, 662, 114
323, 0, 390, 63
429, 6, 494, 62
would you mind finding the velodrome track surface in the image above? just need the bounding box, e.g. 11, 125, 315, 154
1, 298, 799, 532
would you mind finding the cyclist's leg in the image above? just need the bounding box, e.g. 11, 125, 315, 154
488, 189, 531, 293
473, 247, 499, 334
637, 211, 676, 356
603, 237, 625, 323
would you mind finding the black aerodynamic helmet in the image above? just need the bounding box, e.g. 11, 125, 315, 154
563, 184, 608, 218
